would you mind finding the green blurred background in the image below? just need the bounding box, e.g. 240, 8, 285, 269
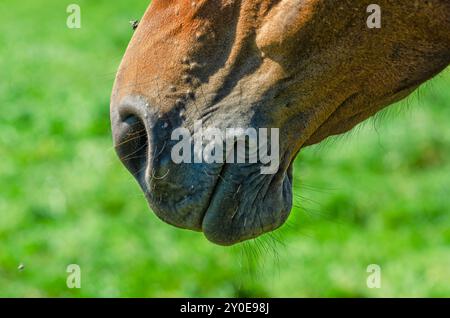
1, 0, 449, 297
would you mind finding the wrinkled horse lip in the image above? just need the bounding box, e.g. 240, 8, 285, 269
200, 161, 294, 245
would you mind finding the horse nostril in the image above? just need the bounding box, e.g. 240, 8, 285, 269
115, 114, 149, 179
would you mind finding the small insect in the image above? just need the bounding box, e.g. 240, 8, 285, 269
129, 20, 139, 31
18, 263, 25, 271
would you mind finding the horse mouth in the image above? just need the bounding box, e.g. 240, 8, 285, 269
138, 160, 294, 246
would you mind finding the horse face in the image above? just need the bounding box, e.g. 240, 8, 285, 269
111, 0, 450, 245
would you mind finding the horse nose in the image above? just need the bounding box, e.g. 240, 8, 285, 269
112, 108, 150, 183
118, 115, 149, 175
111, 96, 176, 188
111, 96, 211, 231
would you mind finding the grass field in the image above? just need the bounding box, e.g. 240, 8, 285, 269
1, 0, 449, 297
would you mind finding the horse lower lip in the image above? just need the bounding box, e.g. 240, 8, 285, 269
200, 163, 293, 245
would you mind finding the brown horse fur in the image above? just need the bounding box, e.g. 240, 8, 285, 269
111, 0, 450, 245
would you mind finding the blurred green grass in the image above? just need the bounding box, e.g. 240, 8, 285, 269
0, 0, 449, 297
